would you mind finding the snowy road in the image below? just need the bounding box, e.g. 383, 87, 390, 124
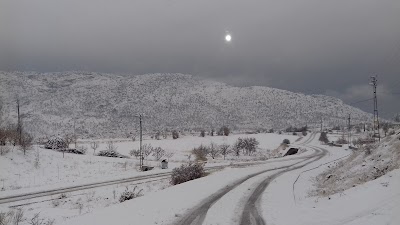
174, 133, 327, 225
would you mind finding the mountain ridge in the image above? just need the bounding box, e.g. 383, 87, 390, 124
0, 71, 372, 138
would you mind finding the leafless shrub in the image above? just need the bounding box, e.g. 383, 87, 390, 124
105, 141, 117, 152
63, 134, 74, 149
0, 210, 13, 225
152, 147, 165, 161
51, 199, 60, 207
20, 132, 33, 155
119, 186, 143, 203
142, 144, 153, 159
58, 193, 67, 199
336, 137, 348, 144
85, 191, 95, 202
76, 201, 84, 215
129, 149, 140, 159
192, 145, 208, 161
76, 146, 88, 154
0, 145, 11, 156
165, 151, 174, 160
13, 208, 24, 225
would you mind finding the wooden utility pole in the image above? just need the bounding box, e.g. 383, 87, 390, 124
73, 119, 77, 148
348, 114, 351, 147
16, 97, 22, 145
139, 114, 143, 169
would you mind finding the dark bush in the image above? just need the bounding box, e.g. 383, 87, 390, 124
98, 149, 128, 158
45, 137, 67, 149
319, 132, 329, 143
170, 163, 205, 185
61, 147, 87, 154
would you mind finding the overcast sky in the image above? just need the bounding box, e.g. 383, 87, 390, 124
1, 0, 399, 117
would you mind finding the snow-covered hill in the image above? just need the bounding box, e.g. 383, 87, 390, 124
0, 71, 372, 138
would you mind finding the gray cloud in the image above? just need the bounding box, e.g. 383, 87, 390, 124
1, 0, 399, 117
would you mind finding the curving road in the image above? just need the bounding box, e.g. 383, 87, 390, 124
174, 132, 327, 225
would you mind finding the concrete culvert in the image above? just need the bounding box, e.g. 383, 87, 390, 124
284, 148, 298, 156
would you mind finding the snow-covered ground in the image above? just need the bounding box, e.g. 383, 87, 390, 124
0, 132, 298, 224
261, 132, 400, 225
0, 133, 297, 194
2, 131, 397, 225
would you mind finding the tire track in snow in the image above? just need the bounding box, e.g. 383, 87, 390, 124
239, 146, 328, 225
174, 149, 324, 225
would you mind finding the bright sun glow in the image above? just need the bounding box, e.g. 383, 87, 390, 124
225, 34, 232, 42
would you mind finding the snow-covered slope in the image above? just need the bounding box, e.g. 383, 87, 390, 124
0, 71, 372, 138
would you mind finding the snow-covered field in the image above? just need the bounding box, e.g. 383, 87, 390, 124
0, 133, 297, 194
1, 131, 397, 225
0, 132, 299, 224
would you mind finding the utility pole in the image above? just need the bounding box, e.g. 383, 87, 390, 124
348, 114, 351, 147
16, 97, 22, 145
73, 119, 77, 149
137, 114, 143, 170
370, 76, 380, 142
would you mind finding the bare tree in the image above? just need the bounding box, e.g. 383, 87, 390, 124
16, 96, 22, 145
20, 132, 33, 155
129, 149, 140, 159
232, 145, 240, 158
106, 141, 117, 152
152, 147, 165, 161
207, 142, 220, 159
219, 144, 231, 160
235, 137, 259, 156
64, 134, 74, 149
142, 144, 153, 159
381, 122, 390, 137
90, 141, 99, 155
165, 151, 174, 160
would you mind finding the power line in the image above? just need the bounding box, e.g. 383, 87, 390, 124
378, 91, 400, 95
348, 98, 373, 106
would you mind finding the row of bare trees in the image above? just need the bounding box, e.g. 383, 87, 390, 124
129, 144, 174, 161
192, 137, 260, 161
